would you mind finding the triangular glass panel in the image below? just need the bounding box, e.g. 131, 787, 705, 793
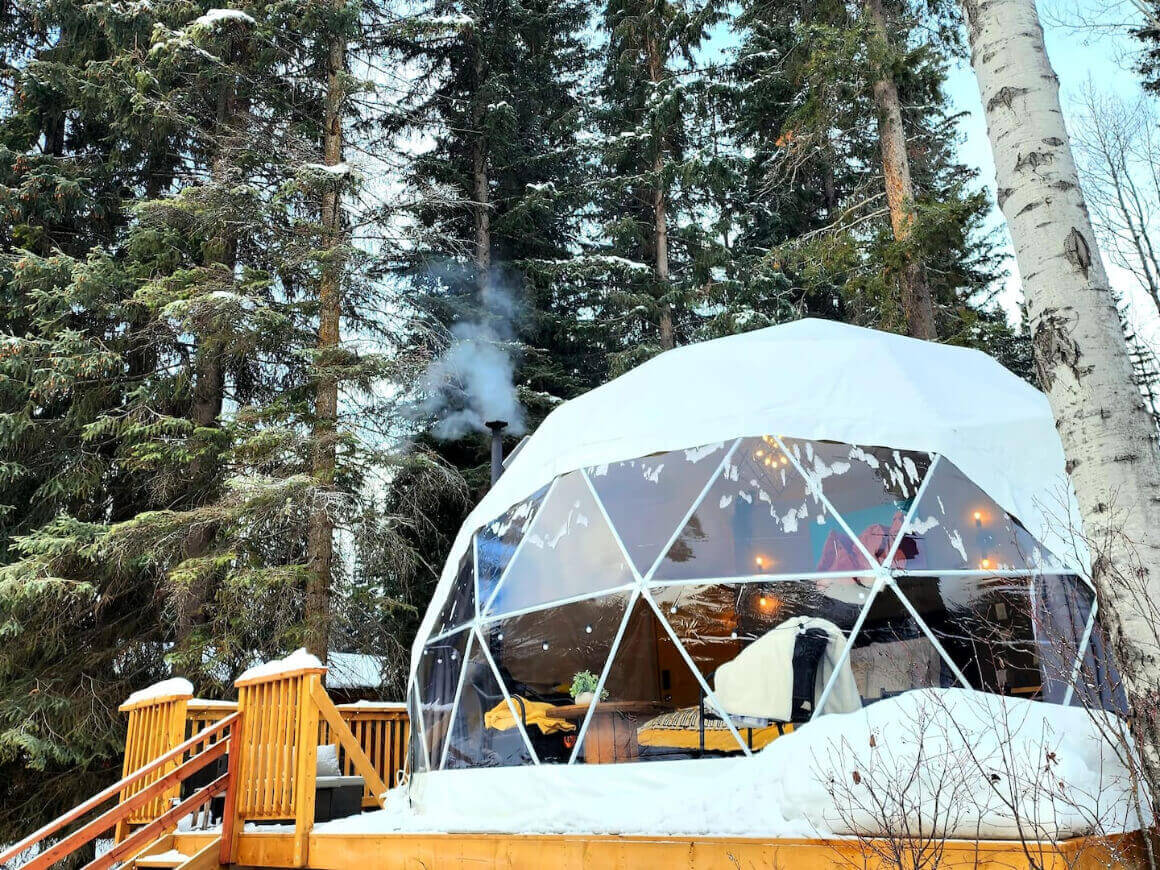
416, 629, 470, 768
485, 471, 634, 616
596, 595, 747, 761
443, 634, 533, 769
406, 686, 427, 775
431, 552, 475, 636
586, 441, 731, 576
896, 458, 1063, 571
652, 436, 873, 582
893, 574, 1049, 698
476, 484, 549, 607
480, 592, 632, 764
839, 582, 959, 711
782, 438, 933, 567
653, 577, 878, 727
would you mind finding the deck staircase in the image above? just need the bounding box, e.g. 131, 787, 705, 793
0, 663, 407, 870
124, 836, 222, 870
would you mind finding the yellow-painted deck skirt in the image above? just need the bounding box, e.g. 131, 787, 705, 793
173, 829, 1146, 869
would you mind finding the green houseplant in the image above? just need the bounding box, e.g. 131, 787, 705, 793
569, 670, 608, 705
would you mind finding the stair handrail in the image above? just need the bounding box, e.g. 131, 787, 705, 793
0, 712, 241, 870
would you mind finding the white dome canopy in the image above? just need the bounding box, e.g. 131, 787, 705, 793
414, 319, 1087, 670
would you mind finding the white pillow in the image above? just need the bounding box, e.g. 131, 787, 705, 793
316, 744, 341, 777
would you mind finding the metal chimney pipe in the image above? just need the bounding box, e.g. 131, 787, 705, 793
485, 420, 507, 486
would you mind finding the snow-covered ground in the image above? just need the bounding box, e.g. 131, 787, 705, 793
318, 689, 1149, 841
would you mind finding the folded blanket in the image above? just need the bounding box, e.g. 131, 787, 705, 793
484, 696, 576, 734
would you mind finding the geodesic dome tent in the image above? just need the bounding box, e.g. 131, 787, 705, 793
406, 319, 1124, 778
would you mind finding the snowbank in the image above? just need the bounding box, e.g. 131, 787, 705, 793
320, 690, 1148, 841
237, 648, 322, 682
123, 678, 193, 707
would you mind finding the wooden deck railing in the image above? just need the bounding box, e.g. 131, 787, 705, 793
230, 664, 391, 866
0, 714, 241, 870
4, 659, 409, 870
330, 703, 409, 803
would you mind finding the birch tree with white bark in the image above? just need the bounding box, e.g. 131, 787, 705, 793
962, 0, 1160, 775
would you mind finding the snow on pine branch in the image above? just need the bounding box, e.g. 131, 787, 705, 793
192, 8, 257, 28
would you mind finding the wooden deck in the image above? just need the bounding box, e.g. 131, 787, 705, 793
5, 659, 1151, 870
170, 829, 1147, 869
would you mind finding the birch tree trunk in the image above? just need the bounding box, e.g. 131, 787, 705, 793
865, 0, 937, 340
963, 0, 1160, 768
304, 9, 348, 663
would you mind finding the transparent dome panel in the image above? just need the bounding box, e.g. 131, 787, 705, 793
782, 438, 933, 566
407, 686, 426, 774
652, 437, 872, 582
597, 595, 747, 761
893, 575, 1052, 698
431, 552, 475, 637
842, 584, 958, 707
485, 471, 634, 616
416, 629, 470, 768
476, 484, 549, 607
652, 577, 877, 727
586, 441, 731, 576
1069, 616, 1129, 714
443, 635, 534, 769
481, 593, 632, 763
1031, 574, 1126, 713
896, 458, 1062, 571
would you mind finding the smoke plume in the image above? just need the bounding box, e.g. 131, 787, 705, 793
422, 280, 526, 440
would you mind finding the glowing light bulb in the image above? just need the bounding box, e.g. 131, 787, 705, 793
780, 457, 788, 466
756, 449, 764, 457
759, 597, 768, 607
980, 558, 991, 569
497, 633, 503, 641
542, 642, 549, 651
670, 605, 678, 614
585, 625, 592, 634
974, 511, 983, 522
755, 556, 764, 568
730, 631, 738, 640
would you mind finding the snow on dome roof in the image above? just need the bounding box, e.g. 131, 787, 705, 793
414, 319, 1085, 670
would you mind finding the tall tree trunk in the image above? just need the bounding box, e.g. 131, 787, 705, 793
305, 11, 348, 663
647, 37, 674, 351
865, 0, 938, 340
964, 0, 1160, 780
176, 56, 242, 650
472, 51, 491, 300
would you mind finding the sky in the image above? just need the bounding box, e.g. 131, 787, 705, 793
943, 0, 1159, 344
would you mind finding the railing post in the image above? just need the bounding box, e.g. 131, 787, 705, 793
232, 659, 327, 869
116, 679, 193, 842
219, 709, 244, 867
292, 673, 321, 868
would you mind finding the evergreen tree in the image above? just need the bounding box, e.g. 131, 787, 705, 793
0, 0, 398, 839
727, 0, 1025, 367
553, 0, 730, 373
379, 0, 597, 599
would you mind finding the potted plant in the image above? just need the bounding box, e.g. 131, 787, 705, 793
569, 670, 608, 705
